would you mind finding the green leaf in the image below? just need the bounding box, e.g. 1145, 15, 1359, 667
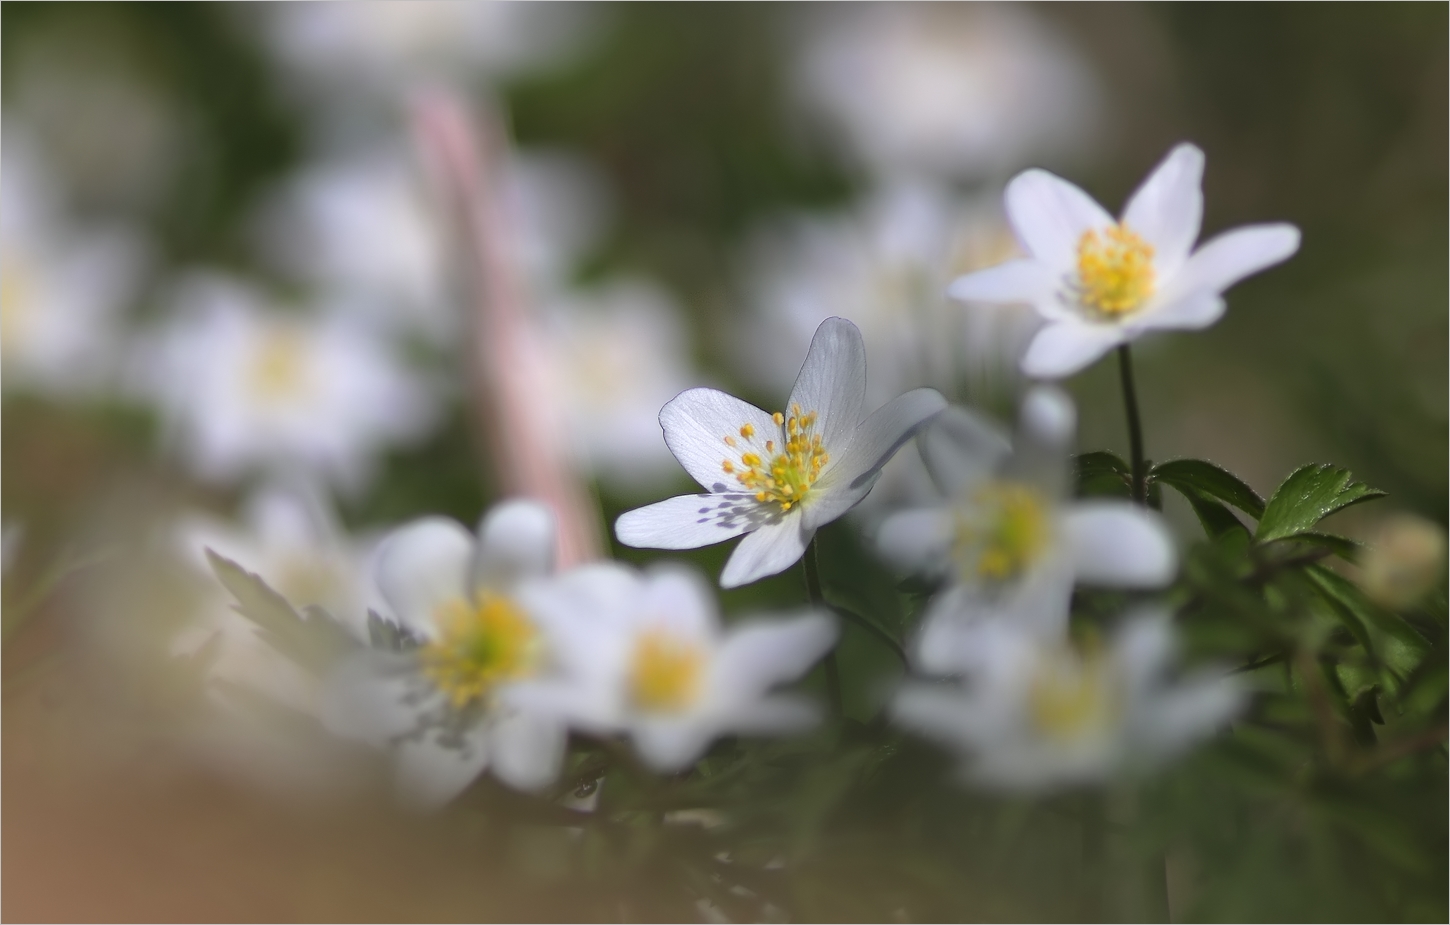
1163, 482, 1249, 539
1074, 451, 1131, 499
1254, 464, 1387, 543
1306, 565, 1431, 675
205, 548, 357, 673
1267, 532, 1362, 562
1150, 458, 1265, 519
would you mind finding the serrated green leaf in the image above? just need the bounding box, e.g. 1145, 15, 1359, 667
206, 548, 357, 673
1255, 464, 1386, 543
1268, 532, 1361, 562
1306, 565, 1431, 675
1150, 458, 1266, 519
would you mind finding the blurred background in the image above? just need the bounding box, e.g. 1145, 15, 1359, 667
3, 2, 1445, 920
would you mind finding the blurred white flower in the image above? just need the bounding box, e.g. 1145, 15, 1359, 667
617, 318, 945, 588
514, 562, 836, 773
893, 613, 1245, 791
877, 389, 1175, 674
322, 500, 568, 807
1360, 514, 1447, 610
171, 486, 377, 716
135, 273, 439, 491
256, 144, 611, 343
537, 278, 697, 491
2, 124, 147, 397
795, 3, 1101, 181
738, 181, 1038, 408
951, 144, 1301, 379
265, 1, 597, 101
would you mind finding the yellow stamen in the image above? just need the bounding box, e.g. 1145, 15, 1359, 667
953, 481, 1051, 583
420, 591, 540, 710
1075, 223, 1155, 316
628, 630, 704, 713
1027, 645, 1117, 742
721, 406, 831, 514
740, 423, 755, 439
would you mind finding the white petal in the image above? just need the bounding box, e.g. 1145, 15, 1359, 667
1019, 386, 1076, 449
1135, 673, 1244, 758
395, 723, 491, 809
1133, 291, 1226, 332
786, 316, 866, 455
487, 708, 567, 792
947, 259, 1054, 306
1004, 169, 1115, 270
1168, 223, 1300, 299
1121, 144, 1204, 279
631, 717, 716, 773
711, 611, 837, 699
640, 565, 720, 641
474, 498, 556, 592
320, 650, 429, 745
875, 508, 955, 575
374, 517, 473, 638
1064, 502, 1177, 587
805, 388, 947, 530
660, 388, 779, 493
716, 694, 821, 735
1020, 321, 1125, 379
917, 405, 1012, 497
719, 516, 810, 588
614, 494, 757, 550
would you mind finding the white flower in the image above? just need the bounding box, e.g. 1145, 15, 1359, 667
737, 182, 1036, 408
877, 388, 1176, 673
536, 277, 698, 491
134, 273, 438, 491
264, 1, 596, 101
950, 143, 1302, 379
322, 500, 568, 807
616, 317, 946, 588
512, 562, 837, 773
794, 3, 1101, 181
892, 613, 1245, 790
2, 122, 147, 397
255, 145, 610, 343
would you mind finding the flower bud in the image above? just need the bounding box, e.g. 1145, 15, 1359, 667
1360, 514, 1446, 609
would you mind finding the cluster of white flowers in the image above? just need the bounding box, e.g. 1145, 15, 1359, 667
190, 138, 1304, 808
322, 499, 838, 806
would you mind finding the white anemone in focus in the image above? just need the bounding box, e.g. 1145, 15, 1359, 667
616, 317, 946, 588
322, 499, 567, 807
950, 143, 1301, 379
135, 273, 437, 491
892, 613, 1245, 790
876, 388, 1176, 673
513, 563, 837, 772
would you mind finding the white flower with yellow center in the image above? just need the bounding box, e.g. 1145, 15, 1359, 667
876, 389, 1176, 673
321, 500, 567, 807
950, 143, 1302, 379
616, 317, 946, 588
511, 563, 837, 772
892, 614, 1245, 790
135, 273, 437, 491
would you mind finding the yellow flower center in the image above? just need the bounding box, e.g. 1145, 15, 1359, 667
420, 591, 540, 710
247, 329, 309, 403
1075, 223, 1155, 316
1027, 647, 1118, 743
720, 404, 830, 513
953, 481, 1052, 583
628, 629, 705, 713
0, 254, 34, 356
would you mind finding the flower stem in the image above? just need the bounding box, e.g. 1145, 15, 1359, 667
1117, 344, 1147, 506
803, 540, 843, 715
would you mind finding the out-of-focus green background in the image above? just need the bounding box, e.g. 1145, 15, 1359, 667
3, 3, 1445, 920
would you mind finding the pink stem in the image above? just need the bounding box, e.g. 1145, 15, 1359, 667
412, 89, 604, 567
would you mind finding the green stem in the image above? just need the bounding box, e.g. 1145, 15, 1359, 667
803, 540, 842, 715
1117, 344, 1147, 506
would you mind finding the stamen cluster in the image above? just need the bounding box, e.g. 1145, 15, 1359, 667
421, 592, 540, 709
1074, 223, 1155, 316
953, 481, 1051, 582
720, 404, 830, 513
628, 630, 706, 713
